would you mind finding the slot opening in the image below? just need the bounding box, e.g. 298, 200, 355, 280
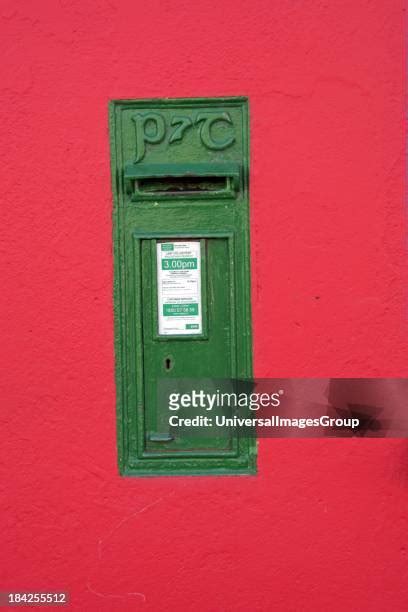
136, 175, 229, 195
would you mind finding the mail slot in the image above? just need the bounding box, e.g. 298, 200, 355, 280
124, 162, 240, 199
109, 97, 254, 476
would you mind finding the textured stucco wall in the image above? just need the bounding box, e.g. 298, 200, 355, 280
0, 1, 407, 610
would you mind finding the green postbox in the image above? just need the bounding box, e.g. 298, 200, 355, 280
109, 97, 255, 475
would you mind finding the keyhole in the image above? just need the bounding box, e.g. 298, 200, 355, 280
165, 357, 172, 371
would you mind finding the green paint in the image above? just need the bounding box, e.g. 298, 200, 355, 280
109, 97, 255, 476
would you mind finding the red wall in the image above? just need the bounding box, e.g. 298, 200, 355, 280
1, 1, 407, 610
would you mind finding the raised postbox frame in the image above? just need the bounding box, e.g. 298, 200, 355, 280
109, 97, 255, 476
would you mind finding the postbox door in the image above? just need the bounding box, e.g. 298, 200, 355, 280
141, 236, 236, 455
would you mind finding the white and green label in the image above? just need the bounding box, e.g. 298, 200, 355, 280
157, 241, 202, 335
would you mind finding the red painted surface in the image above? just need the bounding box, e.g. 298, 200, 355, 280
0, 1, 407, 610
